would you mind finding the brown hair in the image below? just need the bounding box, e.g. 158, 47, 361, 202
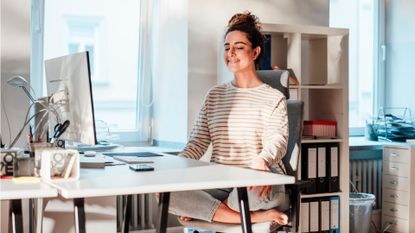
225, 12, 264, 68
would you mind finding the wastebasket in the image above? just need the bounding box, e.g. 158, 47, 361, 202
350, 193, 376, 233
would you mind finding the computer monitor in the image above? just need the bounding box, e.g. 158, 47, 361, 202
45, 51, 97, 145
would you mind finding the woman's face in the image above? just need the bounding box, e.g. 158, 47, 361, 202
224, 30, 260, 73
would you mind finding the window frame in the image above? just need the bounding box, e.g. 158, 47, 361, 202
30, 0, 150, 145
330, 0, 385, 137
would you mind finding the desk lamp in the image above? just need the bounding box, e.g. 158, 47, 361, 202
7, 75, 61, 147
7, 75, 58, 120
7, 75, 37, 103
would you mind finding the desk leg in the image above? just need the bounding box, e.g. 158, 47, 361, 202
34, 198, 44, 233
30, 198, 44, 233
74, 198, 86, 233
9, 200, 23, 233
156, 192, 170, 233
237, 187, 252, 233
121, 195, 132, 233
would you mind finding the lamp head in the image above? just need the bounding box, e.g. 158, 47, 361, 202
7, 75, 28, 87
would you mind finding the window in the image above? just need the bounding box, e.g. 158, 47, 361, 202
330, 0, 383, 135
32, 0, 153, 144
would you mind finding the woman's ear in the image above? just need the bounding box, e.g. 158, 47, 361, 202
252, 46, 261, 61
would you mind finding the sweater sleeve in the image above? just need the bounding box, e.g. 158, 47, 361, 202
178, 96, 211, 160
258, 95, 288, 166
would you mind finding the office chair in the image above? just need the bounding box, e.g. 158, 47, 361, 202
179, 70, 306, 233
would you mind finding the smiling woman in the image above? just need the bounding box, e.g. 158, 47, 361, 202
164, 11, 290, 226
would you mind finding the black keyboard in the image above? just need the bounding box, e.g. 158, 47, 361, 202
103, 151, 163, 157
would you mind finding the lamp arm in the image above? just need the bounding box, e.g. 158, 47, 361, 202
21, 86, 37, 103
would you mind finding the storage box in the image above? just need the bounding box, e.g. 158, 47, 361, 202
40, 148, 80, 181
303, 120, 337, 138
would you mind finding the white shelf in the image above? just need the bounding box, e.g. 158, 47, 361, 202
301, 192, 343, 199
262, 23, 349, 36
265, 23, 349, 233
290, 85, 343, 90
301, 138, 343, 144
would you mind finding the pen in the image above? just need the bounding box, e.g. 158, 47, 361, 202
29, 125, 33, 143
28, 126, 34, 158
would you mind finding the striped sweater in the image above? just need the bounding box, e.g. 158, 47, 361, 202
180, 82, 288, 174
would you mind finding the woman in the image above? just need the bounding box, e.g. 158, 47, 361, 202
169, 12, 289, 225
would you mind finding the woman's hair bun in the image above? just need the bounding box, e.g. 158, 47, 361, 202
227, 11, 262, 31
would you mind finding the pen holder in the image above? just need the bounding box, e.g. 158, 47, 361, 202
13, 156, 36, 177
40, 148, 80, 181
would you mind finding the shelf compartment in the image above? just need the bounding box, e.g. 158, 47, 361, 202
291, 85, 343, 90
301, 192, 343, 199
301, 138, 343, 143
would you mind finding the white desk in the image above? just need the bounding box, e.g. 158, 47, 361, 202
48, 154, 294, 233
0, 179, 57, 233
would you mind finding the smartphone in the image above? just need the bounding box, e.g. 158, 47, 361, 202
129, 164, 154, 172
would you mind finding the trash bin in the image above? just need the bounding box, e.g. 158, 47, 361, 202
350, 193, 376, 233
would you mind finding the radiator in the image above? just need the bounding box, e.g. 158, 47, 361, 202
117, 194, 155, 231
350, 159, 383, 208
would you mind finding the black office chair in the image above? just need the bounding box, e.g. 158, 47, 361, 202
179, 70, 306, 233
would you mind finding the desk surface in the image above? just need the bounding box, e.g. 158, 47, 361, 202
0, 179, 57, 200
349, 136, 415, 150
49, 154, 295, 199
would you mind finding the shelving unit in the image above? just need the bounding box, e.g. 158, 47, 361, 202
262, 23, 349, 232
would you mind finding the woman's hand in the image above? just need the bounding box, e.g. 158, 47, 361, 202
248, 157, 272, 200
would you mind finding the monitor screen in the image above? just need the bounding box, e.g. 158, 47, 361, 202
45, 51, 97, 145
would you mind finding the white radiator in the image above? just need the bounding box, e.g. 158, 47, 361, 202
117, 194, 155, 230
350, 159, 383, 208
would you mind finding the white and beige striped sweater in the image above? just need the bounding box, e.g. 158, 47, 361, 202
180, 82, 288, 174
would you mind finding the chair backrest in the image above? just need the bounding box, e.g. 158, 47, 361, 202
257, 70, 303, 177
256, 70, 290, 99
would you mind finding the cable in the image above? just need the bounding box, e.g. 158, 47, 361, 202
8, 102, 44, 148
9, 102, 36, 147
28, 85, 60, 123
32, 109, 48, 140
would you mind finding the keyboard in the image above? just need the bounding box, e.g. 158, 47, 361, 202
102, 151, 163, 157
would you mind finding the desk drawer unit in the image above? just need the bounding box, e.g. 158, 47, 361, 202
383, 147, 410, 163
382, 215, 409, 233
381, 145, 415, 233
383, 188, 409, 205
383, 175, 410, 192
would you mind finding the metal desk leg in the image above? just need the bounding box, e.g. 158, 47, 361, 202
156, 192, 170, 233
74, 198, 86, 233
121, 195, 132, 233
237, 187, 253, 233
9, 199, 23, 233
34, 198, 44, 233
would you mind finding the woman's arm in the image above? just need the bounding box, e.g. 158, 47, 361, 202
179, 98, 211, 160
258, 96, 289, 166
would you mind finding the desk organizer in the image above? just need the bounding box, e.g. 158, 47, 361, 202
0, 149, 20, 176
40, 148, 80, 181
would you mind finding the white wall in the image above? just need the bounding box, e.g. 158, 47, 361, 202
186, 0, 329, 138
1, 1, 31, 232
384, 0, 415, 120
1, 0, 31, 148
